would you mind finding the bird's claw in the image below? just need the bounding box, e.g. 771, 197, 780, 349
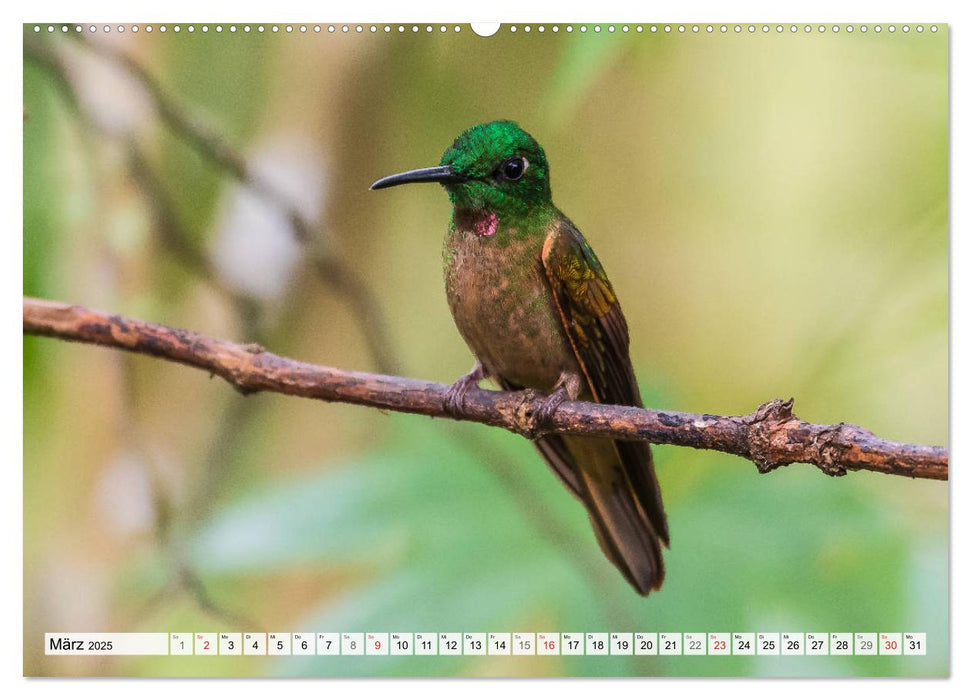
531, 387, 570, 436
443, 381, 471, 416
443, 365, 485, 416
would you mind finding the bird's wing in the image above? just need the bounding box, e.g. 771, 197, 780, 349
541, 218, 669, 547
540, 218, 640, 407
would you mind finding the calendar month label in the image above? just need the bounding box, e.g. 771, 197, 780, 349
45, 633, 168, 656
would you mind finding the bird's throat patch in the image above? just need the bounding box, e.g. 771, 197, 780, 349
474, 211, 499, 238
456, 209, 499, 238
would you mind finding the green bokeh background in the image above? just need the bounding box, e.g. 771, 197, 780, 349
23, 24, 947, 677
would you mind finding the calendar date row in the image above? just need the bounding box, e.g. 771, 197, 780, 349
47, 632, 927, 656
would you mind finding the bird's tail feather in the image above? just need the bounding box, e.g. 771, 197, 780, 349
617, 440, 670, 546
564, 436, 666, 595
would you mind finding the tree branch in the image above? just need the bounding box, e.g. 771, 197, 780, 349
23, 297, 948, 482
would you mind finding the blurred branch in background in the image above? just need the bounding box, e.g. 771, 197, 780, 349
80, 35, 401, 376
26, 25, 397, 524
126, 146, 264, 326
123, 143, 269, 516
25, 38, 276, 629
25, 35, 400, 375
24, 37, 277, 628
23, 37, 262, 329
24, 297, 949, 482
117, 356, 261, 632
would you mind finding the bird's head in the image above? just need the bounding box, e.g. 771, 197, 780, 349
371, 120, 552, 218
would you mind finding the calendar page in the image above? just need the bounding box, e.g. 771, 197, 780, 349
22, 20, 948, 678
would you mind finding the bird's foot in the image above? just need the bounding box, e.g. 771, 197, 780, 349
530, 371, 582, 437
443, 362, 487, 416
532, 389, 569, 433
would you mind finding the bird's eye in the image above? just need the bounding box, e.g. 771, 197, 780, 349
500, 156, 527, 181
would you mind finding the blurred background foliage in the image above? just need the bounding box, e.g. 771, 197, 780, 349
23, 24, 947, 677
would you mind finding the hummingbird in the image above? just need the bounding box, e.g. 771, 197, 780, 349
371, 120, 668, 595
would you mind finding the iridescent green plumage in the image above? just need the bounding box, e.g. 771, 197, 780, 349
439, 121, 551, 223
372, 120, 669, 595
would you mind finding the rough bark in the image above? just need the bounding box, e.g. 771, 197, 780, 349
23, 297, 948, 481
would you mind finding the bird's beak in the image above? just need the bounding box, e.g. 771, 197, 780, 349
370, 165, 468, 190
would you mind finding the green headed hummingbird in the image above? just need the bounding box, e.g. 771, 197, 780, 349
371, 120, 668, 595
